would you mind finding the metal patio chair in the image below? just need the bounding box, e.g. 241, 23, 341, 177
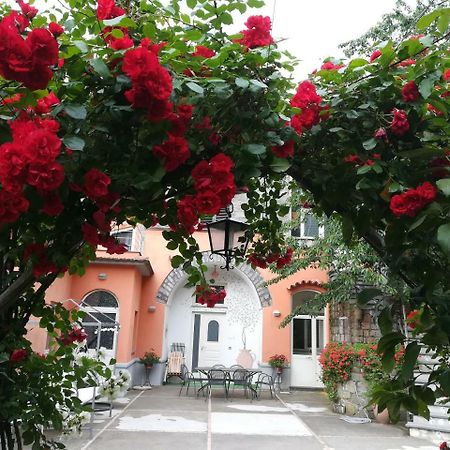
205, 369, 228, 400
254, 373, 275, 399
229, 368, 251, 399
178, 364, 206, 396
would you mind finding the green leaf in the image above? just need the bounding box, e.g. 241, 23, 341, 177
64, 104, 87, 120
362, 138, 377, 151
409, 213, 427, 232
419, 78, 434, 99
357, 288, 383, 305
166, 241, 178, 250
400, 341, 420, 382
437, 223, 450, 254
73, 40, 88, 53
436, 179, 450, 197
416, 9, 440, 30
186, 81, 204, 94
184, 29, 203, 41
250, 79, 267, 89
248, 0, 265, 7
437, 10, 450, 34
102, 14, 126, 27
378, 308, 394, 335
244, 144, 266, 155
186, 0, 197, 8
91, 58, 112, 79
269, 157, 291, 173
171, 255, 184, 268
62, 135, 85, 151
235, 77, 249, 89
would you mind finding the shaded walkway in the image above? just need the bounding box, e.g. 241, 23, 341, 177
59, 386, 437, 450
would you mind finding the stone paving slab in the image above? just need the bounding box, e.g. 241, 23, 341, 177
54, 386, 439, 450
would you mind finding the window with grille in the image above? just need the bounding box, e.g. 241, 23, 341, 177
112, 230, 133, 251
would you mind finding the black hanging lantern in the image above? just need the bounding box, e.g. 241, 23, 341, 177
206, 204, 250, 270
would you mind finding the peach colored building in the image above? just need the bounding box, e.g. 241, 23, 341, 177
31, 220, 329, 388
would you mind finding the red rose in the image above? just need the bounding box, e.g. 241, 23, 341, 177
390, 108, 410, 136
10, 348, 28, 363
401, 80, 420, 102
440, 442, 449, 450
374, 127, 388, 143
209, 153, 234, 173
153, 134, 190, 172
102, 26, 133, 50
271, 140, 295, 158
40, 192, 64, 216
290, 81, 322, 109
398, 59, 416, 67
26, 162, 65, 191
290, 115, 302, 135
17, 0, 38, 19
97, 0, 125, 20
238, 15, 273, 49
320, 61, 344, 71
194, 191, 222, 215
344, 154, 360, 164
82, 223, 100, 245
48, 22, 64, 37
416, 181, 437, 202
26, 28, 59, 66
176, 195, 199, 234
0, 190, 29, 223
1, 11, 29, 32
34, 92, 60, 115
369, 49, 382, 62
23, 128, 62, 164
84, 168, 111, 199
193, 45, 215, 58
444, 70, 450, 81
390, 190, 424, 217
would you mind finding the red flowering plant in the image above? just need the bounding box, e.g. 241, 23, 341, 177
319, 342, 358, 402
268, 353, 288, 369
290, 6, 450, 422
0, 0, 298, 446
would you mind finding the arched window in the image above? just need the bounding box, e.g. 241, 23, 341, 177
207, 320, 219, 342
84, 291, 118, 308
82, 291, 119, 355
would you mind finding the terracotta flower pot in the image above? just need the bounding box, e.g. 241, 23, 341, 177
373, 405, 390, 424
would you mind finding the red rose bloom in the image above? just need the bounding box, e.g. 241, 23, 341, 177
320, 61, 344, 71
40, 192, 64, 216
390, 108, 410, 136
369, 49, 382, 62
97, 0, 125, 20
176, 195, 199, 234
193, 45, 215, 58
26, 162, 65, 191
194, 191, 222, 215
153, 135, 190, 172
48, 22, 64, 37
23, 128, 62, 164
17, 0, 38, 19
398, 58, 416, 67
390, 182, 437, 217
374, 127, 389, 143
440, 442, 449, 450
271, 140, 295, 158
10, 348, 28, 363
444, 70, 450, 81
26, 28, 59, 66
84, 168, 111, 199
238, 15, 274, 49
401, 80, 420, 102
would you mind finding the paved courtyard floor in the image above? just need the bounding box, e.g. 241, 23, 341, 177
58, 385, 439, 450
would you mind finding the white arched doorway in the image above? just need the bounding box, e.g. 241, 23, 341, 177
162, 263, 267, 370
81, 290, 119, 360
290, 290, 326, 388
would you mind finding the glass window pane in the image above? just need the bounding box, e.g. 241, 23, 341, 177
84, 291, 118, 308
316, 319, 325, 353
207, 320, 219, 342
113, 231, 132, 251
293, 318, 312, 355
303, 214, 319, 237
82, 312, 116, 350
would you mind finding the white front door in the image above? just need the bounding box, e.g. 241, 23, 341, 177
198, 313, 225, 367
291, 314, 325, 388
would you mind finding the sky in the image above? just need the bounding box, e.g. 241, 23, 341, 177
5, 0, 417, 79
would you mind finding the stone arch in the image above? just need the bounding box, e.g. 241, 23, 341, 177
155, 251, 272, 307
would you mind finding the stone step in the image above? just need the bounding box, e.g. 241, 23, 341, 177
406, 416, 450, 433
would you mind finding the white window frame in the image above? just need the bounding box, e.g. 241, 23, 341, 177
291, 209, 324, 240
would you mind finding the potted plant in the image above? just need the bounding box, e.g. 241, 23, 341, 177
139, 350, 160, 369
268, 354, 288, 375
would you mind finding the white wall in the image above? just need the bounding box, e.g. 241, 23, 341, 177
165, 266, 263, 369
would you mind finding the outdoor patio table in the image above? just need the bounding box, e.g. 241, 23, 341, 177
196, 367, 262, 399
